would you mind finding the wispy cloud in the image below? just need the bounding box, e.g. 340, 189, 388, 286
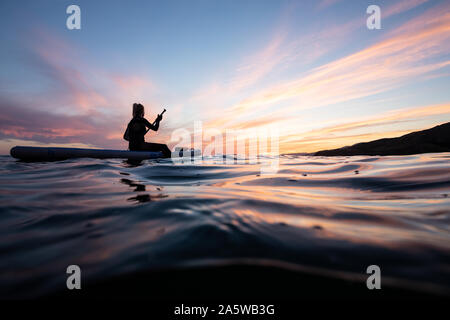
204, 2, 450, 133
317, 0, 341, 10
1, 1, 448, 155
0, 98, 120, 147
383, 0, 430, 18
281, 103, 450, 153
0, 28, 164, 153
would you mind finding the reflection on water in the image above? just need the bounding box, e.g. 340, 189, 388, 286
0, 153, 449, 297
121, 178, 146, 191
120, 177, 168, 203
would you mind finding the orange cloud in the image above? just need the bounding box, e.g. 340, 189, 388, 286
0, 27, 164, 151
206, 2, 450, 131
281, 103, 450, 153
383, 0, 429, 18
25, 27, 158, 118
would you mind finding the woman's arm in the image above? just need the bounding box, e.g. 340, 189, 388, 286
144, 118, 159, 132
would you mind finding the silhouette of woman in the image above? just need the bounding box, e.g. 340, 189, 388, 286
124, 103, 171, 158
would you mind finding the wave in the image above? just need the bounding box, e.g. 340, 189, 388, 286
0, 153, 449, 298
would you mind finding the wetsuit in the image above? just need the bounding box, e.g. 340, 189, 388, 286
126, 117, 171, 158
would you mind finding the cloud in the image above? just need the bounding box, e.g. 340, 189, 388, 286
0, 98, 123, 148
15, 27, 158, 118
188, 27, 289, 122
22, 29, 109, 114
281, 103, 450, 153
317, 0, 341, 10
0, 94, 175, 154
2, 2, 448, 155
383, 0, 430, 19
207, 1, 450, 130
167, 1, 450, 155
0, 27, 164, 152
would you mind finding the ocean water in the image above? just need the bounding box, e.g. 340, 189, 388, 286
0, 153, 449, 298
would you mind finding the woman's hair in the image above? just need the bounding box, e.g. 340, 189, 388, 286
132, 103, 144, 118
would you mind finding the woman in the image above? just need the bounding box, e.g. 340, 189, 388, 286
125, 103, 171, 158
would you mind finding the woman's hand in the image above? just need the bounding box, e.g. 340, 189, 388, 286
156, 113, 163, 122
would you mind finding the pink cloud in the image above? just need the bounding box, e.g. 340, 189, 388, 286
0, 27, 165, 151
383, 0, 430, 18
317, 0, 341, 10
212, 2, 450, 128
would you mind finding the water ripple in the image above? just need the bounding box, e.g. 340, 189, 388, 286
0, 153, 449, 297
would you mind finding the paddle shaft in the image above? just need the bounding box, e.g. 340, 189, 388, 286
146, 109, 166, 134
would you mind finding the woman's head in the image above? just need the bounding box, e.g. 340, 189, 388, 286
132, 103, 144, 118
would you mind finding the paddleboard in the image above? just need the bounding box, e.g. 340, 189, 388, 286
10, 146, 164, 161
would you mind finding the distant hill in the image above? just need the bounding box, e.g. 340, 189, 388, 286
314, 122, 450, 156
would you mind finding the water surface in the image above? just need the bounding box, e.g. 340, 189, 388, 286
0, 153, 449, 298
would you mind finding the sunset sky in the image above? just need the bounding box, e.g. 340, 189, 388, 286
1, 0, 450, 154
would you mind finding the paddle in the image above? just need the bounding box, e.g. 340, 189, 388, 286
146, 108, 166, 134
